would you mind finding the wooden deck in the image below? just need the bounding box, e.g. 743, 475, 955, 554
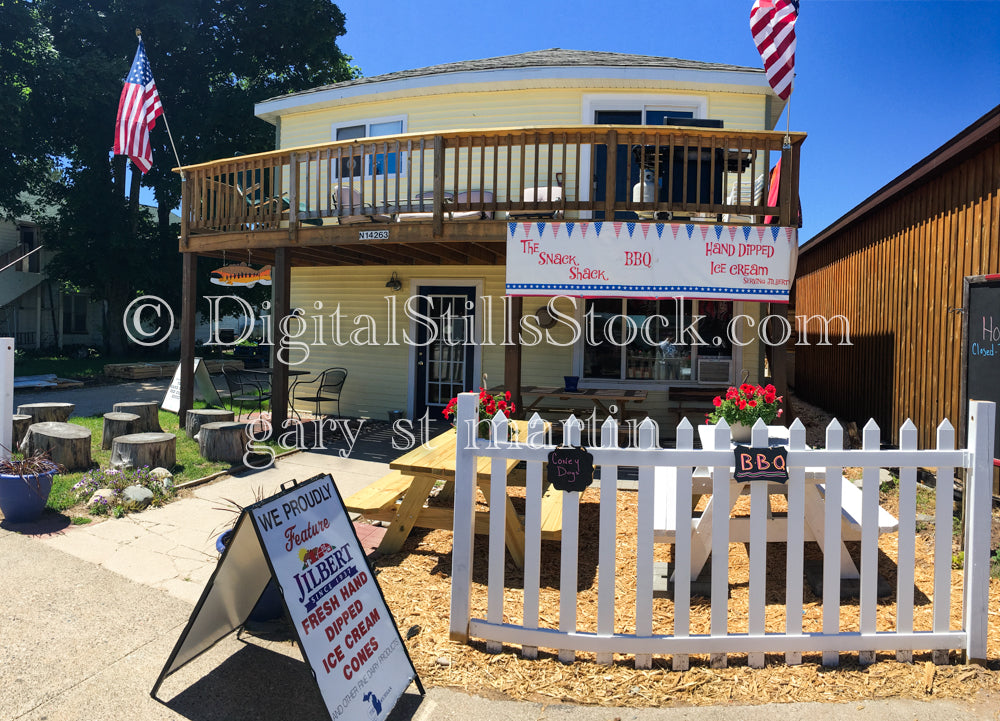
177, 124, 804, 266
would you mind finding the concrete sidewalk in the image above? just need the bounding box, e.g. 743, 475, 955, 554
0, 409, 995, 718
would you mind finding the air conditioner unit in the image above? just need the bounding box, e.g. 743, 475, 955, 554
698, 358, 732, 384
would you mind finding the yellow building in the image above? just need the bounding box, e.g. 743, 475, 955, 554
178, 49, 804, 434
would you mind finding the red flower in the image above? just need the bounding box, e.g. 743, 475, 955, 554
737, 399, 747, 410
763, 390, 776, 403
747, 400, 757, 408
712, 396, 723, 407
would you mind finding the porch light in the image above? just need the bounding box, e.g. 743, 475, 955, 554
385, 272, 402, 292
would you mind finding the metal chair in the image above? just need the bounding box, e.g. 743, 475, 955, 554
291, 367, 347, 418
222, 367, 271, 418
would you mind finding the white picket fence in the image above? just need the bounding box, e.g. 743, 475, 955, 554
448, 393, 996, 668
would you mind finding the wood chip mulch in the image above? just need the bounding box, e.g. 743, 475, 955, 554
364, 395, 1000, 708
369, 491, 1000, 708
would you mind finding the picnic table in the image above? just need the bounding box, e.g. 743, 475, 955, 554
494, 385, 647, 422
344, 420, 561, 567
653, 424, 899, 582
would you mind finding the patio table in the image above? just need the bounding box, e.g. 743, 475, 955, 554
654, 425, 899, 583
495, 385, 647, 422
358, 420, 557, 568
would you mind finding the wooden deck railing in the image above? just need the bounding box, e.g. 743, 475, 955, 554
177, 125, 804, 237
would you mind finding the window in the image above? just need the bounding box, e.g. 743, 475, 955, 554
18, 225, 39, 273
581, 299, 733, 383
331, 116, 406, 178
61, 293, 88, 335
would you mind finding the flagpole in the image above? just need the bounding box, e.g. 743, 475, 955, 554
135, 29, 183, 171
782, 75, 794, 150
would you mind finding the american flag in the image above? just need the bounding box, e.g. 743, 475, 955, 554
750, 0, 799, 101
113, 40, 163, 174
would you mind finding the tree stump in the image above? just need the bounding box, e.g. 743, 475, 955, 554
111, 433, 176, 470
20, 422, 92, 471
16, 402, 75, 424
198, 422, 248, 464
11, 415, 31, 451
102, 412, 141, 450
185, 408, 235, 439
112, 401, 161, 433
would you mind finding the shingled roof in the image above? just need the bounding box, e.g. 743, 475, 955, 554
265, 48, 763, 103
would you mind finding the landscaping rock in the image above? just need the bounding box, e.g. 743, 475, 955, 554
149, 467, 174, 489
123, 485, 154, 509
87, 489, 115, 508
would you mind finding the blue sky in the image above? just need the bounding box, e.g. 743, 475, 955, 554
332, 0, 1000, 242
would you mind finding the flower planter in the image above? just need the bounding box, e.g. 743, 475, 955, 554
0, 470, 56, 523
730, 422, 753, 443
216, 530, 284, 621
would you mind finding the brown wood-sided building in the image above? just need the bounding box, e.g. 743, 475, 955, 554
793, 104, 999, 449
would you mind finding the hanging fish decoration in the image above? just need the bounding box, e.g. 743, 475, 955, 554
210, 263, 272, 287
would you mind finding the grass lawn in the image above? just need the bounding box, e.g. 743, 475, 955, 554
48, 408, 232, 513
14, 353, 150, 381
14, 349, 231, 382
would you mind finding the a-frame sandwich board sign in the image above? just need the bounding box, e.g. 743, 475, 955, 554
151, 473, 423, 720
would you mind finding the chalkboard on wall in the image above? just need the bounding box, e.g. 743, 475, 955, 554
962, 275, 1000, 463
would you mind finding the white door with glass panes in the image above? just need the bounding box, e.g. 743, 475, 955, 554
578, 298, 735, 385
411, 286, 479, 421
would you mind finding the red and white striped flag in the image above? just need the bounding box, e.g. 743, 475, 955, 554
750, 0, 799, 101
113, 39, 163, 174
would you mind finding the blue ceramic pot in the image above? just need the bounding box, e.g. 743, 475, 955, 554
216, 530, 284, 621
0, 471, 55, 523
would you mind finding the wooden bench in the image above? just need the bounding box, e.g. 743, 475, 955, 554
344, 470, 413, 516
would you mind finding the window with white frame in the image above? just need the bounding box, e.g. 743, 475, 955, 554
331, 116, 406, 178
61, 293, 88, 335
580, 298, 734, 383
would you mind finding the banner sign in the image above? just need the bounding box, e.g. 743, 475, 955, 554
152, 474, 421, 721
506, 221, 798, 302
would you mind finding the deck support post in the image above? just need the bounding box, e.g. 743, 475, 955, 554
270, 247, 291, 432
505, 295, 523, 419
179, 252, 197, 427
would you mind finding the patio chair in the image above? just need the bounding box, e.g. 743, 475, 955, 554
451, 190, 494, 219
291, 367, 348, 418
395, 190, 454, 221
506, 186, 564, 219
332, 183, 393, 224
222, 367, 271, 418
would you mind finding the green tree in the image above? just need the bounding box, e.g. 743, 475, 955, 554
4, 0, 358, 352
0, 0, 59, 220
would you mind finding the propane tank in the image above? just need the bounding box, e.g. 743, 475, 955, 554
632, 168, 656, 203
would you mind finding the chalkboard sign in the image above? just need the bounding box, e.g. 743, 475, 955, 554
963, 275, 1000, 463
733, 446, 789, 483
546, 446, 595, 492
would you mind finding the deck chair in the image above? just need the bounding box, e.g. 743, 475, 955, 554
277, 193, 325, 226
332, 184, 393, 224
222, 367, 271, 418
395, 190, 454, 221
451, 190, 494, 219
291, 367, 347, 418
506, 186, 564, 219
